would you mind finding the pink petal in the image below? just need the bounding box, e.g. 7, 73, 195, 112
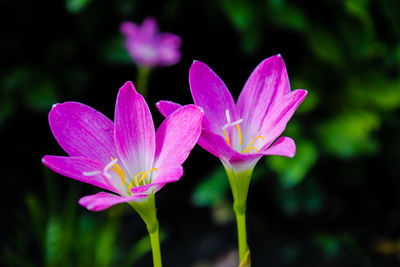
158, 33, 182, 66
189, 61, 237, 133
79, 191, 147, 211
42, 156, 116, 192
197, 130, 241, 163
226, 152, 265, 174
120, 21, 138, 37
129, 164, 183, 195
236, 55, 291, 144
160, 33, 182, 48
227, 137, 296, 171
155, 100, 182, 117
154, 105, 203, 167
262, 136, 296, 157
48, 102, 116, 164
152, 164, 183, 184
259, 89, 307, 145
140, 17, 158, 37
114, 81, 155, 177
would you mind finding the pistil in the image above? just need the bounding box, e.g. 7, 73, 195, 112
221, 109, 264, 154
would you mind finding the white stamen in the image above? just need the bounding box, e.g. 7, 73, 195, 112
225, 109, 231, 124
103, 158, 118, 173
100, 158, 119, 179
222, 109, 243, 130
231, 118, 243, 126
83, 171, 101, 176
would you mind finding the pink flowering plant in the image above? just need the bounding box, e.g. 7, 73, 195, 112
157, 55, 307, 264
121, 18, 181, 96
42, 81, 203, 267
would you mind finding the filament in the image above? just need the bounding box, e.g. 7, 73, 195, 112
222, 109, 244, 147
223, 129, 230, 146
236, 124, 243, 146
134, 172, 146, 187
83, 171, 101, 176
128, 182, 133, 193
109, 157, 126, 185
242, 135, 264, 154
133, 168, 158, 187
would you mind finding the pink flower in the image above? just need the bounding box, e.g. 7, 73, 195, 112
156, 55, 307, 172
42, 81, 203, 211
120, 17, 181, 68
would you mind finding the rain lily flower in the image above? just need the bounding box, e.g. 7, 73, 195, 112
120, 17, 181, 68
156, 55, 307, 263
42, 81, 203, 267
120, 17, 181, 97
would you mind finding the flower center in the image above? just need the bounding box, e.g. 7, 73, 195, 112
222, 109, 264, 154
83, 158, 157, 194
127, 168, 158, 192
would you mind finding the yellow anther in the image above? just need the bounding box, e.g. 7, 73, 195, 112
242, 135, 264, 154
242, 146, 258, 154
145, 168, 158, 175
134, 172, 146, 187
137, 174, 146, 184
142, 168, 157, 184
223, 129, 230, 146
127, 182, 133, 193
110, 157, 126, 185
236, 124, 243, 146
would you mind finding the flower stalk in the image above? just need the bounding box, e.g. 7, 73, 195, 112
235, 208, 248, 262
129, 194, 162, 267
224, 166, 253, 263
149, 226, 162, 267
136, 67, 151, 98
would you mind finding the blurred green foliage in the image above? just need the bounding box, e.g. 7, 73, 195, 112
66, 0, 93, 13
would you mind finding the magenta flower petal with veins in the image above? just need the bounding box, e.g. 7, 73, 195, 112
156, 55, 307, 172
43, 81, 203, 211
120, 17, 181, 68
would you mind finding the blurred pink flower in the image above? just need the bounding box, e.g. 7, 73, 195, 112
120, 17, 181, 68
42, 81, 203, 211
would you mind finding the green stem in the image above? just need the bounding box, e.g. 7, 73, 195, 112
149, 225, 162, 267
129, 194, 162, 267
136, 66, 151, 97
234, 203, 248, 262
224, 166, 253, 264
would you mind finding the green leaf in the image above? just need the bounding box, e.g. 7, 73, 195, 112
348, 74, 400, 111
191, 166, 230, 207
267, 140, 318, 187
25, 193, 45, 245
313, 234, 341, 258
267, 0, 308, 32
102, 36, 133, 64
122, 230, 166, 267
344, 0, 372, 29
23, 81, 57, 111
66, 0, 93, 13
45, 217, 63, 266
239, 249, 251, 267
0, 97, 14, 126
317, 111, 380, 158
277, 179, 323, 216
307, 27, 345, 66
220, 0, 261, 54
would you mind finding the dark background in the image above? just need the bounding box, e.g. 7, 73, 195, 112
1, 0, 400, 266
